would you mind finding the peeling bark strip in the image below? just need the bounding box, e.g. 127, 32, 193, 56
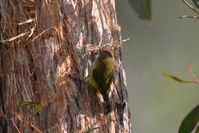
0, 0, 131, 133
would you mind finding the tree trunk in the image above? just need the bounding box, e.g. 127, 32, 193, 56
0, 0, 131, 133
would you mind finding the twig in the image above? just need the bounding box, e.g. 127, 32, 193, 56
122, 38, 131, 42
31, 27, 55, 42
10, 118, 21, 133
26, 27, 36, 40
179, 15, 199, 19
0, 18, 34, 25
18, 18, 34, 26
28, 122, 43, 133
182, 0, 199, 15
189, 64, 199, 84
0, 31, 30, 43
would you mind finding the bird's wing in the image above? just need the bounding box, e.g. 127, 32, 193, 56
92, 66, 104, 89
93, 66, 113, 95
105, 72, 113, 93
93, 66, 107, 97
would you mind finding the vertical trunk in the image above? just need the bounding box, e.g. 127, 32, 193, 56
0, 0, 131, 132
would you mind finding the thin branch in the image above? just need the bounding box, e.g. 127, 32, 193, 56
10, 118, 21, 133
179, 15, 199, 19
14, 113, 43, 133
28, 122, 43, 133
0, 18, 34, 25
0, 31, 30, 43
182, 0, 199, 15
189, 64, 199, 84
18, 18, 34, 26
26, 27, 36, 40
31, 27, 55, 42
122, 38, 131, 42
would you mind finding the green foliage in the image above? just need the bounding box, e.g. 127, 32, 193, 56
192, 0, 199, 9
161, 72, 190, 83
128, 0, 151, 20
34, 102, 45, 113
20, 100, 36, 107
86, 127, 99, 133
20, 100, 45, 113
179, 105, 199, 133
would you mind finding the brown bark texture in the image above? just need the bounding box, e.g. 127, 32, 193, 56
0, 0, 131, 133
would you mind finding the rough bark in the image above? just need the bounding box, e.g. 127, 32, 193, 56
0, 0, 131, 133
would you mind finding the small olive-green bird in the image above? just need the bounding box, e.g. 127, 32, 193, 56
88, 50, 115, 114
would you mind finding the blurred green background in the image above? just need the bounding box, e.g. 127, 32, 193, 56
116, 0, 199, 133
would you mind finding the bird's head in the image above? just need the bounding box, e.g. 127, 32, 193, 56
98, 50, 113, 60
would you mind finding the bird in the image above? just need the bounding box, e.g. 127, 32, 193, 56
88, 50, 115, 114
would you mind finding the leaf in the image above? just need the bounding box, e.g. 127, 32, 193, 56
20, 100, 36, 107
128, 0, 151, 20
161, 72, 190, 83
86, 127, 99, 133
34, 103, 45, 113
179, 105, 199, 133
192, 0, 199, 9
